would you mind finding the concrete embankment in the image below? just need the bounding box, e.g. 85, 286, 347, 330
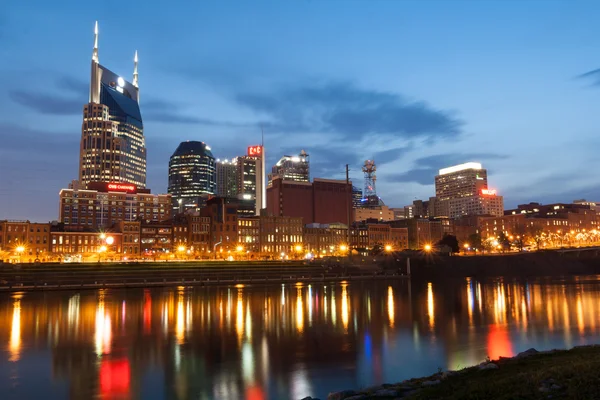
0, 261, 404, 292
408, 251, 600, 280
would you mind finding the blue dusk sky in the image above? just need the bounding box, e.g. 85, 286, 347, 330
1, 0, 600, 221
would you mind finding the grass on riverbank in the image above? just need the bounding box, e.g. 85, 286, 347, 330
410, 345, 600, 399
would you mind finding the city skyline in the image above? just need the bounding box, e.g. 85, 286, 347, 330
2, 1, 600, 221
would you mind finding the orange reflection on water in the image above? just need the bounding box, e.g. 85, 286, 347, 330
296, 288, 304, 333
427, 282, 434, 329
576, 294, 585, 335
466, 279, 473, 325
176, 292, 185, 344
236, 291, 244, 342
487, 324, 513, 360
94, 296, 111, 355
9, 298, 21, 362
341, 284, 349, 331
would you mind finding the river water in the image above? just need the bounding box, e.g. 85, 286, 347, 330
1, 276, 600, 400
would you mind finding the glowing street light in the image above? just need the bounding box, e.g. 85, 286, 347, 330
105, 236, 114, 245
295, 245, 303, 252
236, 245, 244, 252
339, 244, 348, 252
99, 233, 106, 240
424, 244, 432, 252
99, 245, 107, 253
384, 245, 392, 252
177, 245, 186, 253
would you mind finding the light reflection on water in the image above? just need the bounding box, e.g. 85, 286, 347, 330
2, 277, 600, 399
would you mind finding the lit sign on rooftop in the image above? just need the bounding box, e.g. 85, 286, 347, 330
481, 189, 497, 196
439, 162, 482, 176
248, 145, 263, 157
107, 183, 137, 193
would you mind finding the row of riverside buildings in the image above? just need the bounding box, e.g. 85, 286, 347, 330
2, 23, 598, 262
3, 197, 599, 262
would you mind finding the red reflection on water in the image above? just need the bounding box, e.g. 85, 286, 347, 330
143, 291, 152, 334
100, 359, 130, 398
487, 324, 513, 360
246, 385, 265, 400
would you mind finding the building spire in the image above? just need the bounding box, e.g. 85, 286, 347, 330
92, 21, 99, 63
133, 50, 139, 88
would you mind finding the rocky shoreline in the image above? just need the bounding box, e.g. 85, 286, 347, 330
300, 346, 595, 400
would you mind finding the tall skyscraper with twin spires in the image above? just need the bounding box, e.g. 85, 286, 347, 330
78, 21, 147, 189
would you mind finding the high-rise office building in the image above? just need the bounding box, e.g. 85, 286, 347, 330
435, 162, 488, 201
216, 159, 238, 198
168, 141, 216, 214
268, 150, 309, 185
79, 22, 146, 189
237, 145, 265, 215
352, 186, 363, 208
434, 162, 503, 218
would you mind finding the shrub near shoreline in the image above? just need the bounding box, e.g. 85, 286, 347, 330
304, 345, 600, 400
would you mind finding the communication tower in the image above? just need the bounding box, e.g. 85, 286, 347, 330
362, 160, 377, 201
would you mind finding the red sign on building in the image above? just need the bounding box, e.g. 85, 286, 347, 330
248, 145, 263, 157
481, 189, 497, 196
107, 183, 137, 193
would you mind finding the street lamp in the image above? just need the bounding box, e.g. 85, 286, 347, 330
424, 244, 432, 252
384, 245, 392, 252
339, 244, 348, 253
463, 243, 469, 254
16, 246, 25, 263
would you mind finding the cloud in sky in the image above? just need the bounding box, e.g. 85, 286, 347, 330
9, 91, 83, 115
8, 76, 226, 125
389, 152, 509, 185
234, 81, 463, 141
373, 144, 415, 165
577, 68, 600, 86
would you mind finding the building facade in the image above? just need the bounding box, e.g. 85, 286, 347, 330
354, 205, 395, 222
216, 159, 238, 198
168, 141, 216, 213
391, 219, 444, 249
352, 186, 363, 209
237, 146, 265, 215
201, 197, 239, 255
434, 162, 505, 219
268, 150, 309, 185
0, 220, 51, 261
58, 183, 171, 229
482, 203, 599, 240
267, 176, 353, 225
448, 192, 504, 219
80, 22, 146, 189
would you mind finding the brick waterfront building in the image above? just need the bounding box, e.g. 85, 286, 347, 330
267, 176, 352, 224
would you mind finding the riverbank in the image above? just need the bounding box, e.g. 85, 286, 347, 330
409, 250, 600, 280
306, 345, 600, 400
0, 260, 404, 292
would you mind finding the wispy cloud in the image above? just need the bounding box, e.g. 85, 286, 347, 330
234, 81, 463, 141
9, 91, 82, 115
577, 68, 600, 86
373, 144, 414, 165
